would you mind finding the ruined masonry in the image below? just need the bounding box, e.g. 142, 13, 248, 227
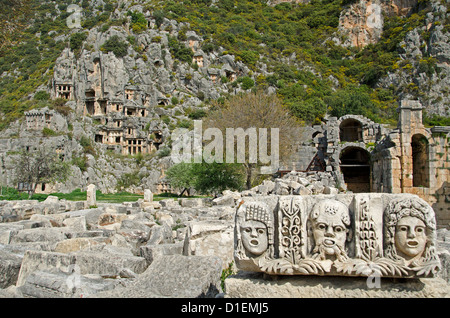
286, 100, 449, 229
234, 193, 441, 278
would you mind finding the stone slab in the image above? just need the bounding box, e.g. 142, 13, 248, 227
224, 271, 450, 298
89, 255, 223, 298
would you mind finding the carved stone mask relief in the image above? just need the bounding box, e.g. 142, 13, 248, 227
234, 194, 440, 278
394, 215, 427, 261
309, 199, 351, 261
235, 201, 274, 260
240, 219, 268, 256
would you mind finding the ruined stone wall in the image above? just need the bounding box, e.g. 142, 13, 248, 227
294, 101, 449, 228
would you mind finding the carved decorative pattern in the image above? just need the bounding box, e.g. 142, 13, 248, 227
358, 198, 378, 261
279, 198, 303, 264
234, 194, 441, 278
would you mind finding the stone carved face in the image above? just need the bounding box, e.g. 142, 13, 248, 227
384, 197, 437, 266
235, 202, 273, 259
309, 200, 351, 260
240, 220, 268, 256
394, 216, 427, 261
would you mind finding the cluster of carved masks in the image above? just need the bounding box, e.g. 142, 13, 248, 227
234, 194, 441, 278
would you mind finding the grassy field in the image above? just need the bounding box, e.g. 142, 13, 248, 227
0, 187, 198, 203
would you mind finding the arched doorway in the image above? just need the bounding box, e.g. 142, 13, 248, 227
339, 118, 363, 142
340, 147, 371, 193
411, 134, 429, 187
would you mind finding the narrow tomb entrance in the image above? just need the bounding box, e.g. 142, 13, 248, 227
339, 147, 371, 193
411, 134, 429, 187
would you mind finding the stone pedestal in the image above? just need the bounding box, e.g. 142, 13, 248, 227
225, 271, 450, 298
86, 184, 96, 207
144, 189, 153, 202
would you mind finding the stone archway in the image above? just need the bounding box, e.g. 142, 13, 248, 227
339, 147, 371, 193
339, 118, 363, 142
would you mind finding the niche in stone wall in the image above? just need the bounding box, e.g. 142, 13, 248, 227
339, 147, 371, 193
339, 118, 363, 142
411, 134, 429, 188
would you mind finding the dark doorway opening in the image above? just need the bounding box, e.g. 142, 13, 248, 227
340, 147, 370, 193
411, 134, 429, 187
340, 118, 363, 142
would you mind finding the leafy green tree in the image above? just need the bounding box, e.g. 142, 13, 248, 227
128, 11, 147, 33
325, 84, 379, 120
191, 161, 245, 196
70, 32, 87, 52
166, 161, 245, 196
101, 35, 129, 57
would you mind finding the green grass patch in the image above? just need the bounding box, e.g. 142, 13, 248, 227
0, 187, 209, 203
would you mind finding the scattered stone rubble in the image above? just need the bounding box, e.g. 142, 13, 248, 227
0, 182, 448, 298
0, 190, 236, 298
242, 171, 342, 197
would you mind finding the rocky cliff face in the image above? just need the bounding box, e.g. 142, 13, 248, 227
0, 0, 449, 195
0, 4, 252, 194
378, 1, 450, 115
338, 0, 418, 48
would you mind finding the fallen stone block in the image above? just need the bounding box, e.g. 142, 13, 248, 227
54, 237, 109, 254
89, 255, 223, 298
183, 220, 234, 269
72, 250, 149, 276
62, 216, 87, 232
16, 250, 76, 287
9, 228, 69, 245
17, 269, 118, 298
147, 224, 174, 245
0, 246, 24, 288
159, 199, 180, 208
224, 271, 450, 298
139, 242, 184, 264
179, 198, 203, 208
212, 195, 234, 206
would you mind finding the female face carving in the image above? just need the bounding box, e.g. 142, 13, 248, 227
394, 216, 427, 261
240, 220, 268, 256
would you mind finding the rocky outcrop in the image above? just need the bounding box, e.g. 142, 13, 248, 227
339, 0, 418, 48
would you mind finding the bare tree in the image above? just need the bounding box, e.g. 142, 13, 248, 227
13, 147, 70, 198
204, 89, 303, 189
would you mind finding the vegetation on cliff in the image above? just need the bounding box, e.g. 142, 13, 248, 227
0, 0, 449, 131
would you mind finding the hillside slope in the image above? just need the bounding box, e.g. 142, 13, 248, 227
0, 0, 449, 193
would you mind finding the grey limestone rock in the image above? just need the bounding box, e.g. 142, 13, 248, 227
89, 255, 223, 298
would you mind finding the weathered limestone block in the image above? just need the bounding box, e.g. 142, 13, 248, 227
71, 250, 149, 277
16, 250, 76, 287
139, 242, 184, 264
17, 269, 118, 298
144, 189, 153, 202
89, 255, 223, 298
0, 224, 24, 244
224, 271, 450, 298
179, 198, 203, 208
9, 228, 69, 245
158, 199, 180, 208
0, 247, 24, 288
184, 220, 234, 269
54, 237, 109, 254
62, 216, 87, 232
234, 194, 441, 278
146, 223, 174, 245
86, 184, 96, 207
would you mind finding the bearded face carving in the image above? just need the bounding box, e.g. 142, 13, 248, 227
308, 199, 351, 261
